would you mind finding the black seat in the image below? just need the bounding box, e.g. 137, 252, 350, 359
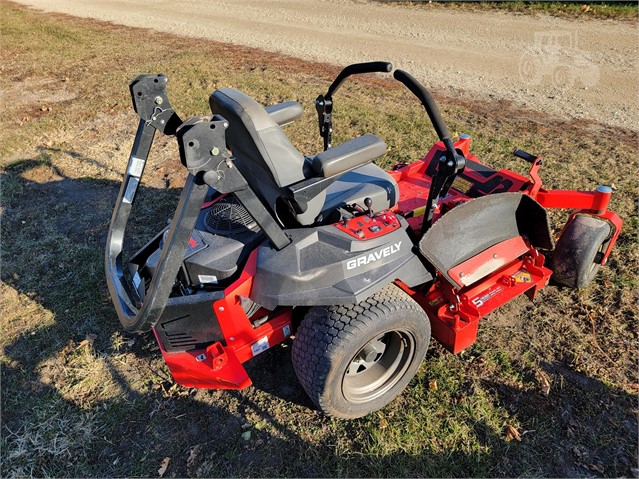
210, 88, 398, 226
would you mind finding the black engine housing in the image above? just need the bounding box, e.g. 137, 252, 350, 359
140, 195, 264, 289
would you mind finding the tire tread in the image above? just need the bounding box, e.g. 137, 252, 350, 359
292, 284, 429, 418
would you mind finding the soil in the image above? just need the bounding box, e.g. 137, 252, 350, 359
11, 0, 638, 131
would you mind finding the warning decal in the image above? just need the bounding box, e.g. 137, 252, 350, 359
251, 336, 270, 357
512, 270, 532, 283
451, 176, 473, 194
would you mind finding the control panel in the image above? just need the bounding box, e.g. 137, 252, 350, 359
334, 211, 401, 240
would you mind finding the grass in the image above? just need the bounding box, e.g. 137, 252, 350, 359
379, 1, 639, 22
1, 2, 637, 477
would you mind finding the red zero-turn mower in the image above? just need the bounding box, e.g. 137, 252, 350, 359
106, 62, 622, 418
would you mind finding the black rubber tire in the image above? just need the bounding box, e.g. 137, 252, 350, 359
552, 215, 611, 288
291, 285, 431, 419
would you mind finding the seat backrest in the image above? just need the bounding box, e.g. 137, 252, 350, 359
211, 88, 338, 226
209, 89, 308, 209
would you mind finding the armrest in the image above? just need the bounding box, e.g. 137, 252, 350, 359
265, 101, 303, 126
312, 134, 387, 177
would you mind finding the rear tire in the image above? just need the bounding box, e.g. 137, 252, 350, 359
292, 285, 431, 419
552, 215, 611, 288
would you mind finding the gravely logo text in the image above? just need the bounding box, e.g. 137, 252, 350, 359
346, 242, 402, 270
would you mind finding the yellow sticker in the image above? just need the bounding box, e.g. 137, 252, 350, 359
513, 270, 532, 283
411, 205, 426, 218
451, 176, 473, 194
428, 297, 444, 308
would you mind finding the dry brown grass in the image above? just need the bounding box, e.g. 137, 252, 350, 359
1, 2, 637, 477
381, 1, 639, 22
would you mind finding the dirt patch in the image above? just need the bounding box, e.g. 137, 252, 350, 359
11, 0, 639, 130
0, 77, 77, 109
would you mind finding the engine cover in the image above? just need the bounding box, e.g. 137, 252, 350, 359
251, 216, 431, 309
143, 195, 265, 287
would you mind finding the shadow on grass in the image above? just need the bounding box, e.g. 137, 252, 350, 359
477, 365, 638, 476
0, 156, 325, 476
1, 155, 636, 477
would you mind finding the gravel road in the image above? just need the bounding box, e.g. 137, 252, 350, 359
14, 0, 638, 129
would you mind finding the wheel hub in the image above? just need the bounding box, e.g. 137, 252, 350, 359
347, 337, 387, 376
342, 330, 415, 404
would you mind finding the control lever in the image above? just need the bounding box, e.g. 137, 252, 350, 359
364, 197, 374, 218
513, 148, 544, 198
351, 203, 365, 214
421, 150, 466, 235
391, 69, 467, 234
513, 148, 540, 164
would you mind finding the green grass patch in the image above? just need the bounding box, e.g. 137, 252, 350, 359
380, 1, 638, 22
1, 2, 637, 477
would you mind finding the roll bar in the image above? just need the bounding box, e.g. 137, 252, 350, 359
105, 74, 206, 333
106, 75, 291, 332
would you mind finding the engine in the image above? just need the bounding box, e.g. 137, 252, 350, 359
133, 194, 264, 294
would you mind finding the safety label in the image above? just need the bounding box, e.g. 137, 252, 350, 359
451, 176, 473, 194
512, 270, 532, 283
123, 177, 139, 204
198, 274, 218, 285
128, 156, 145, 178
251, 336, 270, 357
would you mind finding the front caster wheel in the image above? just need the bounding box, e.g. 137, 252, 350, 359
552, 214, 611, 288
292, 285, 431, 419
